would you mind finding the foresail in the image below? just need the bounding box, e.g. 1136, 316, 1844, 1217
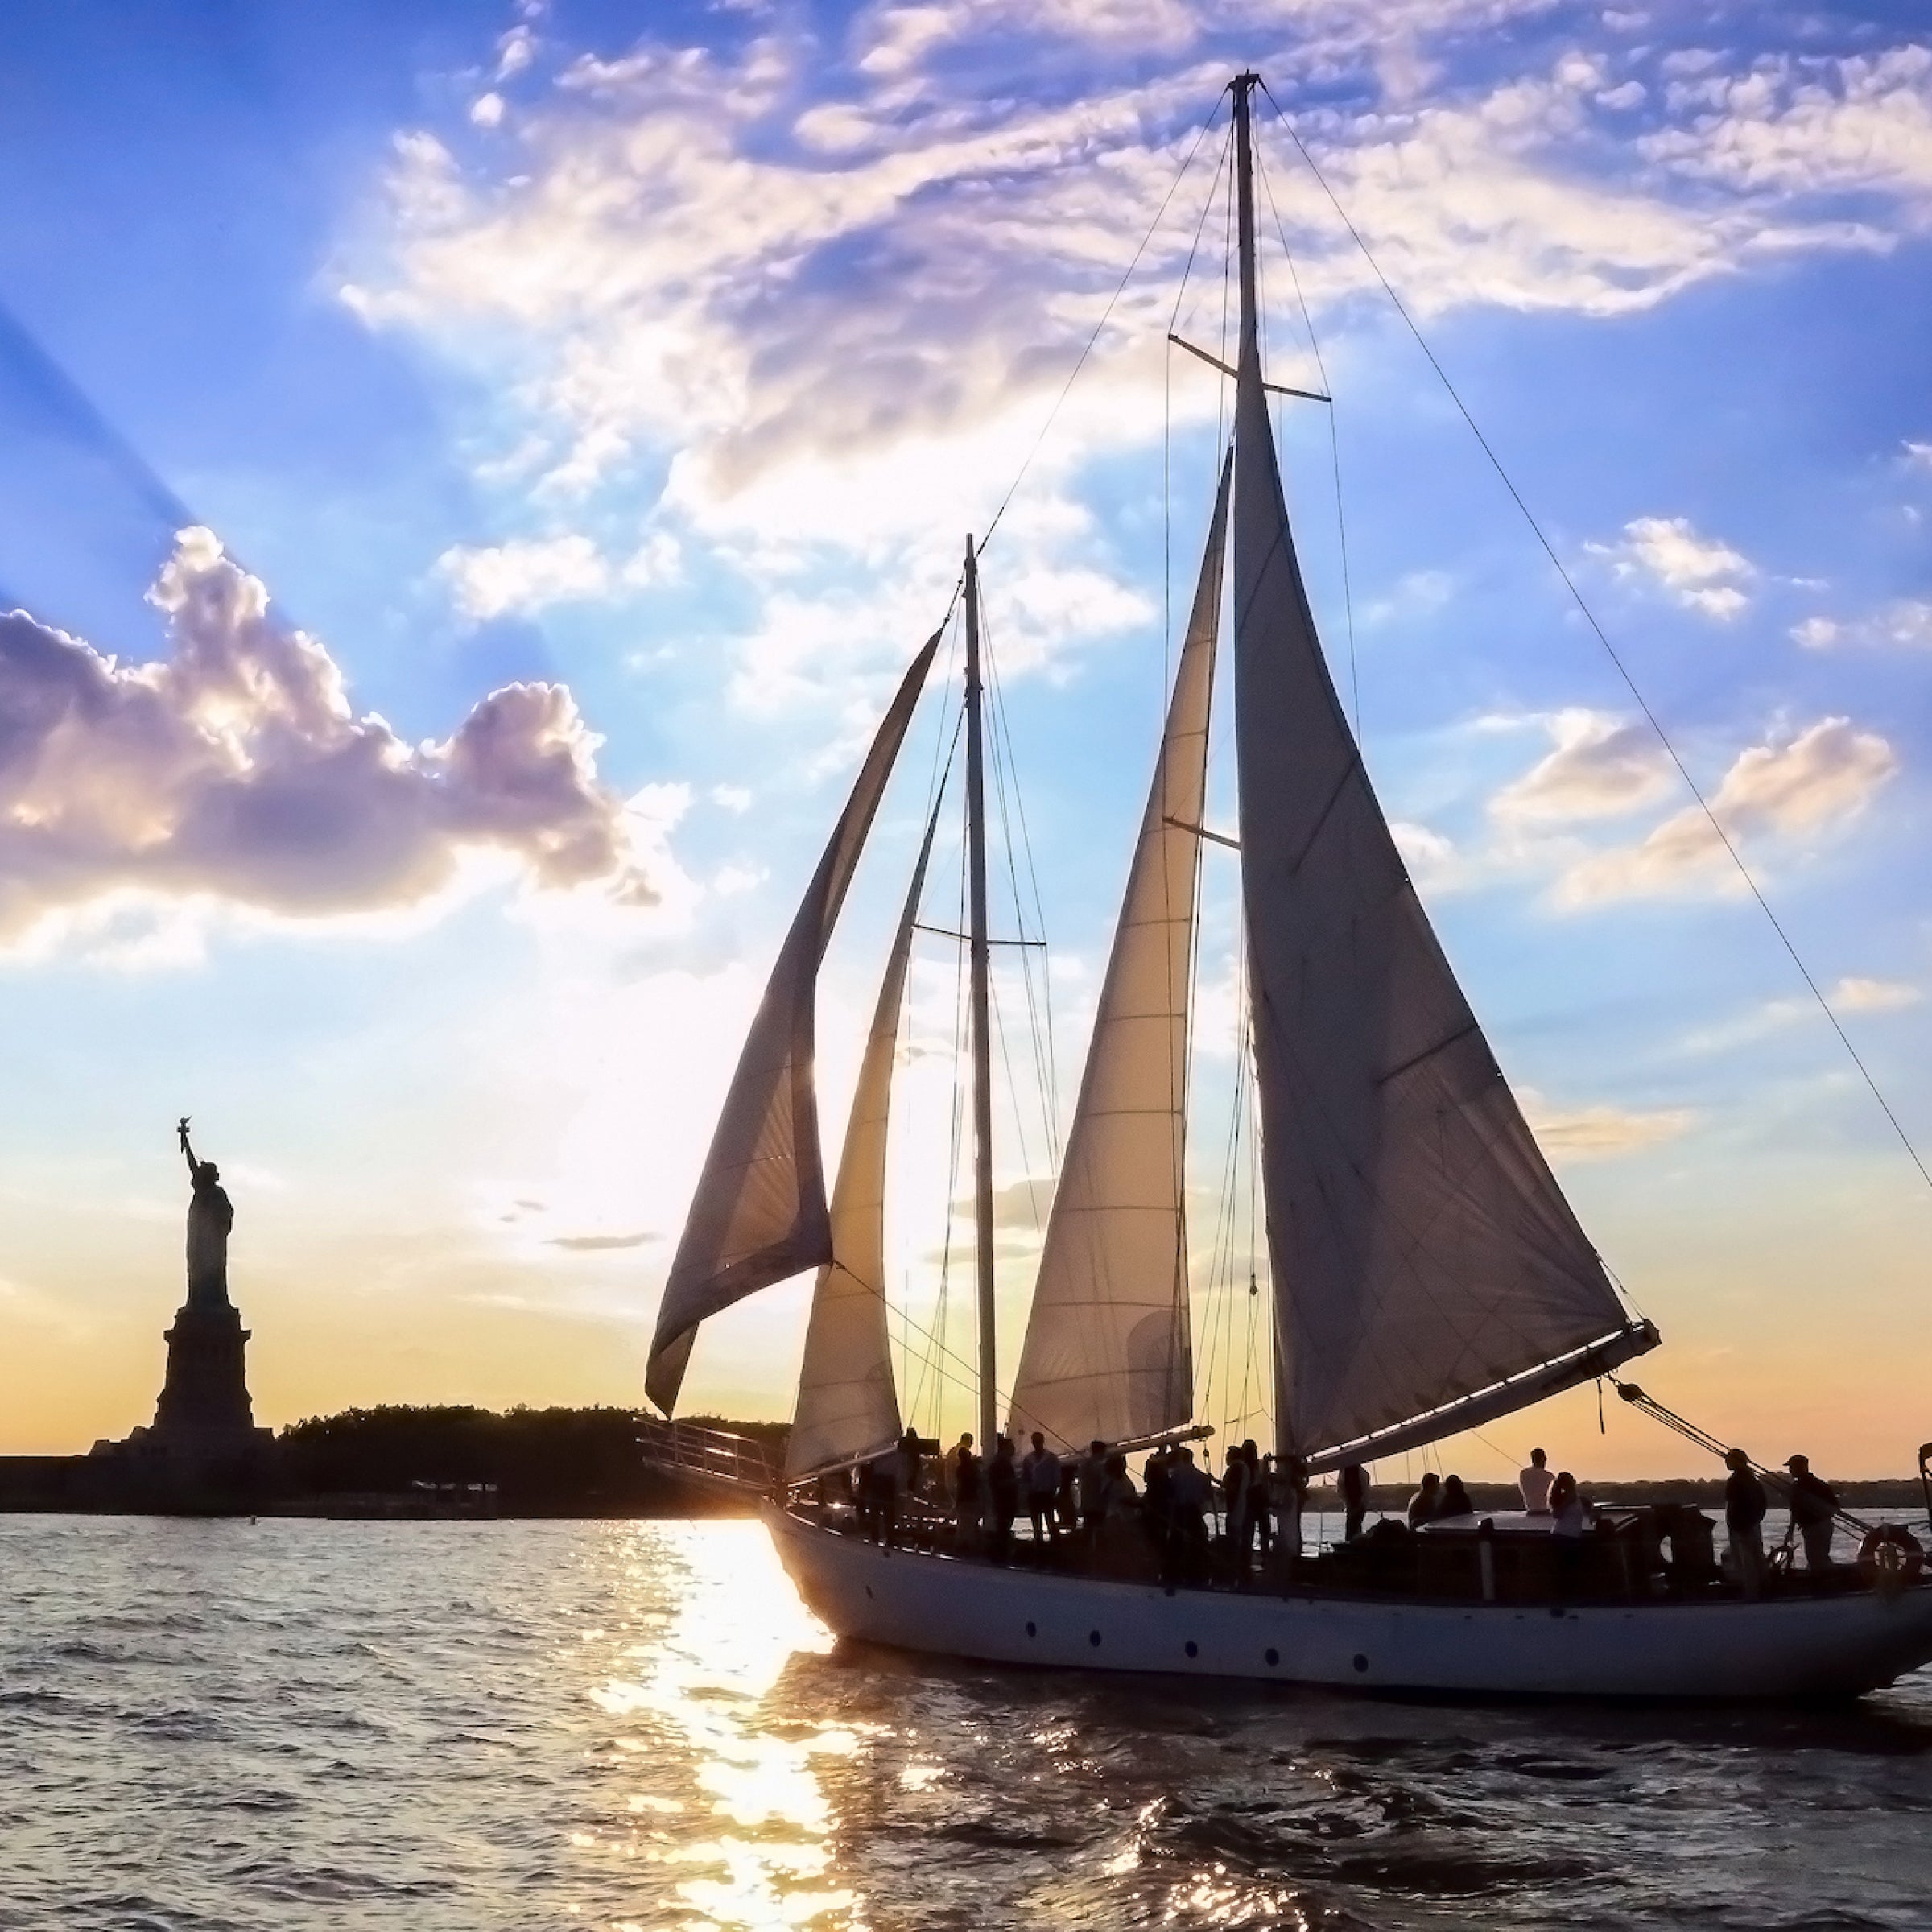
645, 634, 940, 1415
1007, 453, 1232, 1452
1230, 291, 1653, 1466
786, 801, 942, 1480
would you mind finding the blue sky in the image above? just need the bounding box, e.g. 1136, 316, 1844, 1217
2, 0, 1929, 1474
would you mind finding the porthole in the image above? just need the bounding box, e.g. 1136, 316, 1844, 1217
1026, 1621, 1037, 1639
1088, 1629, 1102, 1648
1265, 1648, 1280, 1667
1184, 1640, 1199, 1659
1352, 1653, 1368, 1674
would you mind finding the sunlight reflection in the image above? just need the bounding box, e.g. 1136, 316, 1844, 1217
600, 1521, 854, 1930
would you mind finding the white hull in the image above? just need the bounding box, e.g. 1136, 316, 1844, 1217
768, 1506, 1932, 1700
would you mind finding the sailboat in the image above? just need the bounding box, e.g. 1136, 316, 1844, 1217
642, 75, 1932, 1699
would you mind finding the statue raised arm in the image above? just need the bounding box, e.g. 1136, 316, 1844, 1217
177, 1117, 235, 1309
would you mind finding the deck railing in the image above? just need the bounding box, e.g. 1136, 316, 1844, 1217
638, 1418, 781, 1497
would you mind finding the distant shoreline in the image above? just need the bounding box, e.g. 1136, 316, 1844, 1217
2, 1403, 1924, 1519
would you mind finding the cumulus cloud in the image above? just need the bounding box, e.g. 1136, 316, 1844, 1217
439, 532, 612, 618
1586, 514, 1752, 619
1489, 708, 1672, 828
1557, 716, 1897, 904
1517, 1088, 1694, 1160
0, 528, 658, 944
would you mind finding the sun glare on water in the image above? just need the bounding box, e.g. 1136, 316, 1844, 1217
591, 1521, 859, 1930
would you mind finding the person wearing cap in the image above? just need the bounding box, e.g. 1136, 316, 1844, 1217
1724, 1448, 1768, 1600
1784, 1454, 1839, 1573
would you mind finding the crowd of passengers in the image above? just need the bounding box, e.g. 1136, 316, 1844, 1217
832, 1431, 1844, 1593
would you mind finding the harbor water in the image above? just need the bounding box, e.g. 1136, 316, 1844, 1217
3, 1514, 1930, 1930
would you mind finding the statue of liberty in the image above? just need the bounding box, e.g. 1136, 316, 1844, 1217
178, 1117, 234, 1309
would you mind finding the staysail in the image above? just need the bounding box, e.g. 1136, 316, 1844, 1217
645, 634, 939, 1414
786, 799, 943, 1480
1224, 84, 1654, 1472
1006, 454, 1232, 1451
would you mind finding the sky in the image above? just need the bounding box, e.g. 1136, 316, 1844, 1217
1, 0, 1929, 1478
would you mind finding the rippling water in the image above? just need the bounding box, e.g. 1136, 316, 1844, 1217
4, 1515, 1930, 1930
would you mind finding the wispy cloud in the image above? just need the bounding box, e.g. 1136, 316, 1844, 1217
1586, 514, 1753, 620
1790, 600, 1932, 650
1489, 708, 1673, 828
1555, 716, 1897, 905
1518, 1088, 1695, 1160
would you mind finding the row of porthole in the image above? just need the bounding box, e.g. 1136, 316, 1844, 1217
1020, 1620, 1369, 1675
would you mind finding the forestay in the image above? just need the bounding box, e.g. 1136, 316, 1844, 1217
645, 634, 939, 1415
1006, 454, 1232, 1452
1226, 112, 1653, 1468
786, 802, 942, 1480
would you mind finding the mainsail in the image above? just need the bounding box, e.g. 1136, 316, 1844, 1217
1007, 454, 1232, 1451
786, 801, 942, 1480
1224, 85, 1654, 1471
645, 634, 939, 1414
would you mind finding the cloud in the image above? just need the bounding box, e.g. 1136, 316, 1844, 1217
1556, 716, 1897, 904
546, 1230, 658, 1251
470, 92, 507, 130
1586, 514, 1752, 618
1790, 600, 1932, 650
0, 528, 659, 945
1489, 708, 1672, 828
1682, 974, 1920, 1055
1903, 440, 1932, 470
439, 532, 612, 619
1517, 1088, 1694, 1160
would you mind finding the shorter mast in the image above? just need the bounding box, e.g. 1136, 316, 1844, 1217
964, 538, 998, 1455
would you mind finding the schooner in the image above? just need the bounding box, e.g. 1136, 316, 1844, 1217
642, 75, 1932, 1699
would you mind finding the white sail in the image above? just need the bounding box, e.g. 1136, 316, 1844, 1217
1226, 128, 1653, 1469
786, 803, 941, 1480
646, 634, 939, 1414
1006, 455, 1232, 1452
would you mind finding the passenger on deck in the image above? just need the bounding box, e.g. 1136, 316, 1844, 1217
1077, 1440, 1110, 1537
1407, 1472, 1442, 1527
1221, 1446, 1253, 1579
1143, 1447, 1174, 1574
1724, 1449, 1767, 1600
865, 1444, 901, 1546
1549, 1470, 1592, 1600
1785, 1455, 1839, 1573
1519, 1447, 1554, 1515
1275, 1453, 1309, 1570
987, 1435, 1020, 1561
1099, 1452, 1140, 1571
1439, 1474, 1475, 1520
1022, 1432, 1063, 1549
898, 1427, 923, 1499
1245, 1443, 1272, 1561
951, 1435, 983, 1550
1339, 1462, 1369, 1542
1166, 1447, 1212, 1586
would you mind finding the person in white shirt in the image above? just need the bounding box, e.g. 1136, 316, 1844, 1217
1021, 1432, 1063, 1549
1519, 1447, 1555, 1514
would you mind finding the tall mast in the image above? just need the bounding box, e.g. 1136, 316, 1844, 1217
1233, 72, 1261, 372
964, 537, 998, 1453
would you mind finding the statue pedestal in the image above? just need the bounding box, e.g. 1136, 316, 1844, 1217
135, 1299, 275, 1488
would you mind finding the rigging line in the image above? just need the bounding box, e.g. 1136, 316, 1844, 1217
981, 618, 1062, 1157
1165, 116, 1237, 708
1259, 79, 1932, 1200
1253, 137, 1362, 745
980, 89, 1228, 557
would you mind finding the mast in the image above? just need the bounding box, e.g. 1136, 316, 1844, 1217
1233, 72, 1262, 376
964, 537, 998, 1453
